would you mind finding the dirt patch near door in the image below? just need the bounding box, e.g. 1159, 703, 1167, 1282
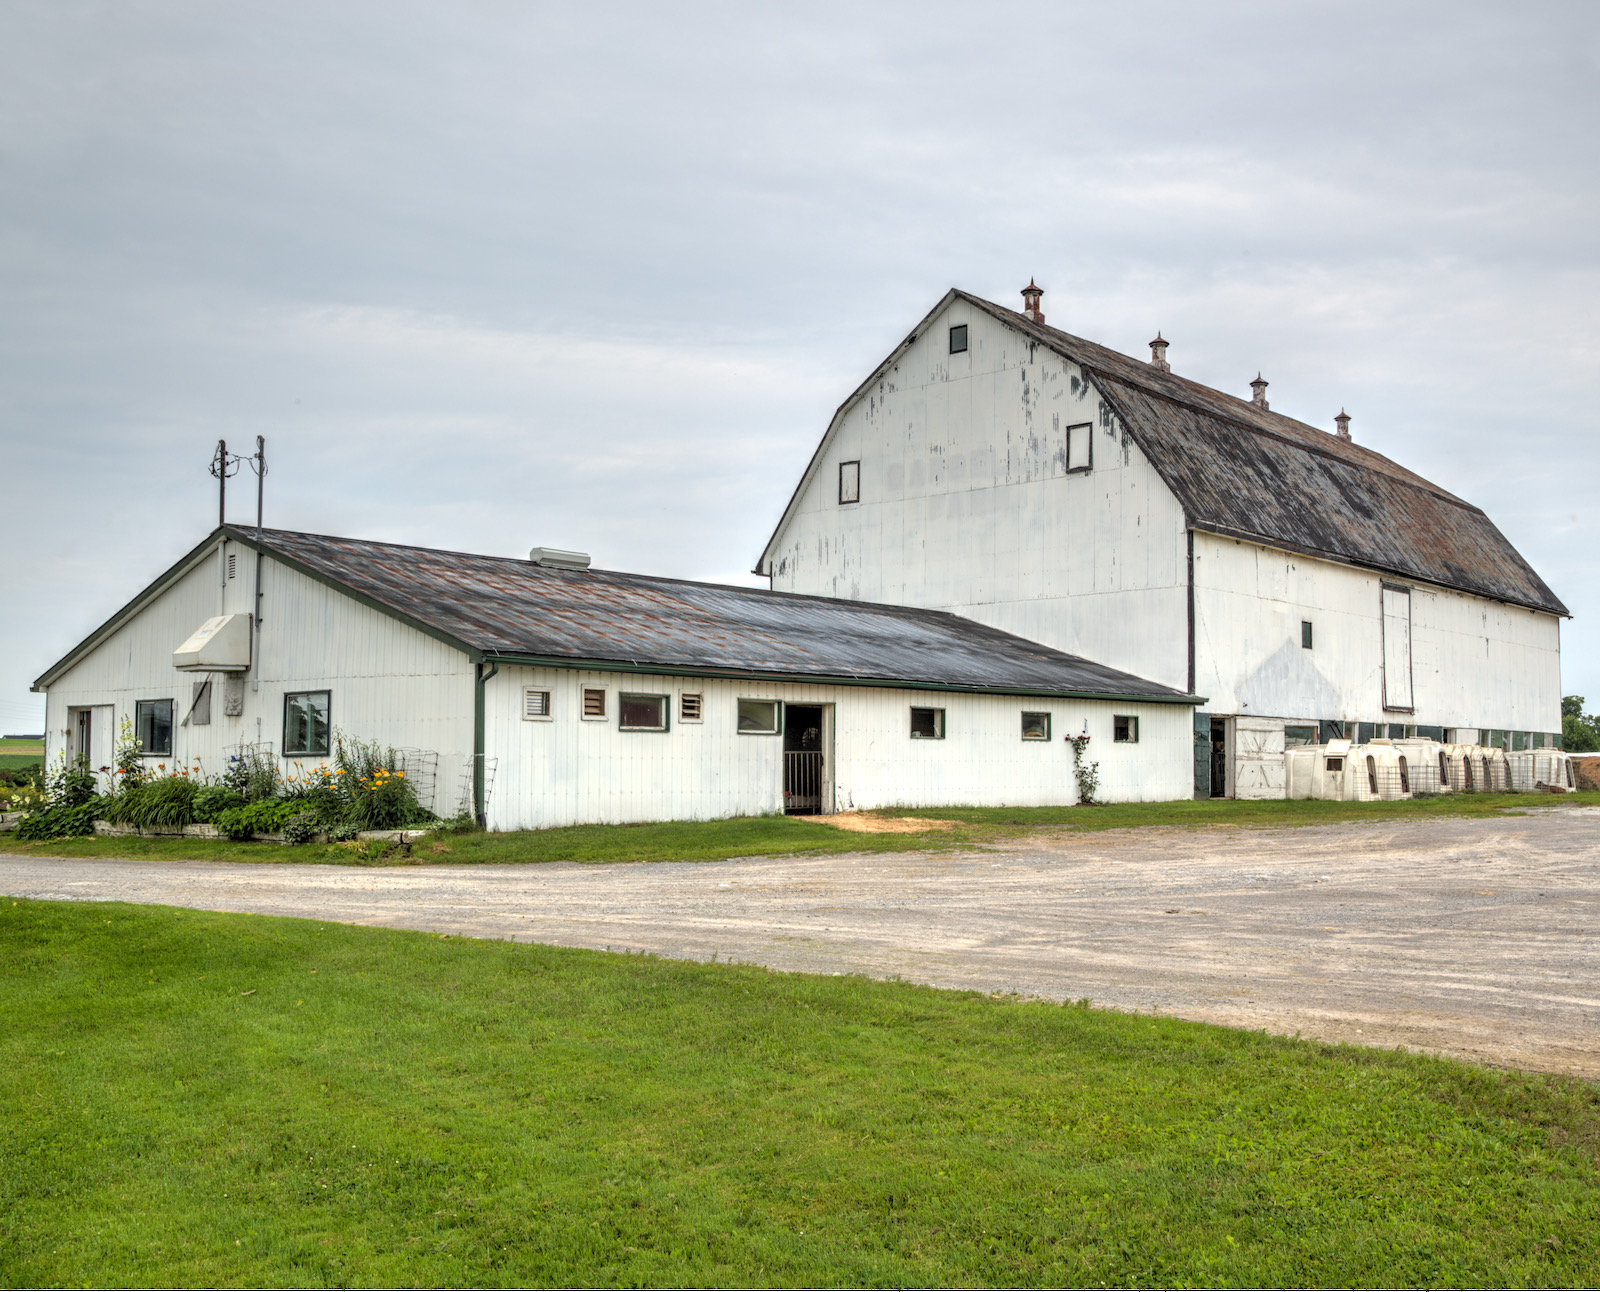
796, 812, 958, 834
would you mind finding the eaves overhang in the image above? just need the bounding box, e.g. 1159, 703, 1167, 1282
480, 648, 1207, 706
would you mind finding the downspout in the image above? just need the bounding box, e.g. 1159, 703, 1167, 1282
474, 658, 500, 828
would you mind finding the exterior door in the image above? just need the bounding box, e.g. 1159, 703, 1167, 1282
1233, 718, 1287, 800
783, 704, 827, 815
1193, 711, 1211, 799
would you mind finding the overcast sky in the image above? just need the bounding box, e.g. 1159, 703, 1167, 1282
3, 0, 1596, 732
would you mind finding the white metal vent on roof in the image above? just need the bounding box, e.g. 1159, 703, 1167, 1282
529, 547, 590, 570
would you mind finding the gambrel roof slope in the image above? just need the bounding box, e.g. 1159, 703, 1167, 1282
761, 289, 1567, 617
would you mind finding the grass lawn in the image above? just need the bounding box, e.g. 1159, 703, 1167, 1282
0, 755, 41, 773
1, 900, 1596, 1288
3, 791, 1597, 867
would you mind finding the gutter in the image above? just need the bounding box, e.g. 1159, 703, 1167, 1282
474, 658, 500, 828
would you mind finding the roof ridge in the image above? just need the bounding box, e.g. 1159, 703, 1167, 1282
954, 290, 1472, 509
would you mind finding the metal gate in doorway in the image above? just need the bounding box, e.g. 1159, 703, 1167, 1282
783, 704, 828, 814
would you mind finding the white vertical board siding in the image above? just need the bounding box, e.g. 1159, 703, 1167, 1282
1192, 532, 1561, 732
764, 303, 1192, 692
42, 542, 474, 795
485, 665, 1193, 830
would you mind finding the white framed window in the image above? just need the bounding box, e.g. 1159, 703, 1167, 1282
737, 699, 780, 734
523, 688, 553, 721
679, 692, 703, 723
582, 688, 607, 720
1066, 422, 1092, 473
1021, 711, 1051, 741
619, 693, 668, 732
910, 707, 944, 740
283, 691, 330, 757
838, 460, 860, 504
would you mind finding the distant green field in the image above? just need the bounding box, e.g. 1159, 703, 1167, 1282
0, 755, 41, 773
1, 899, 1595, 1288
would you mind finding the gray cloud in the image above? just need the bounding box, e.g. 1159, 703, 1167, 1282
3, 0, 1597, 731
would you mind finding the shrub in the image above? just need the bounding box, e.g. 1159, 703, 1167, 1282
44, 756, 98, 810
336, 736, 427, 830
281, 812, 321, 846
213, 799, 301, 842
192, 785, 246, 823
15, 798, 107, 841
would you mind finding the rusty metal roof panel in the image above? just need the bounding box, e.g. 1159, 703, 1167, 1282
241, 527, 1195, 700
958, 292, 1568, 616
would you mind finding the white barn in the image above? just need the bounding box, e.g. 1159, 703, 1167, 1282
756, 284, 1569, 798
33, 526, 1200, 827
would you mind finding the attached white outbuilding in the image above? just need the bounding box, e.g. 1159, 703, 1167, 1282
33, 526, 1201, 828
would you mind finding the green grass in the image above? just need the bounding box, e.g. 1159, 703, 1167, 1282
0, 755, 41, 773
4, 791, 1596, 867
1, 900, 1595, 1288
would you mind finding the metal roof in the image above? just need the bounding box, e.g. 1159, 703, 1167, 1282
243, 526, 1198, 702
956, 292, 1568, 616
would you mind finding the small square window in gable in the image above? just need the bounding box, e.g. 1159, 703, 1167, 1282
948, 324, 968, 354
839, 460, 860, 505
523, 688, 552, 721
1066, 423, 1092, 473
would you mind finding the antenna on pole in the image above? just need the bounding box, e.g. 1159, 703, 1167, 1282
208, 439, 241, 527
252, 435, 267, 537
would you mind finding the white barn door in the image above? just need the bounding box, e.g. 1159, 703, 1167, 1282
1233, 717, 1286, 799
1382, 585, 1414, 711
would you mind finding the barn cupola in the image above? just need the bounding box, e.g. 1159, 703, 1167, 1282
1149, 333, 1170, 372
1021, 279, 1045, 324
1250, 373, 1269, 410
1335, 408, 1351, 441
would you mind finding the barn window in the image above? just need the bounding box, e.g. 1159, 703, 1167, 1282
187, 680, 212, 727
283, 691, 330, 757
1066, 423, 1092, 473
1301, 621, 1313, 649
619, 693, 668, 732
737, 699, 780, 734
522, 688, 552, 721
582, 688, 607, 720
1113, 715, 1139, 743
1324, 757, 1344, 773
909, 707, 944, 740
679, 692, 703, 723
135, 699, 174, 757
1284, 725, 1316, 747
839, 460, 860, 505
1020, 712, 1050, 741
948, 324, 968, 354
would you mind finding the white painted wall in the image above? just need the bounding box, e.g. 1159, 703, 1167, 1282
1193, 532, 1563, 734
41, 540, 476, 805
764, 299, 1191, 691
485, 664, 1194, 830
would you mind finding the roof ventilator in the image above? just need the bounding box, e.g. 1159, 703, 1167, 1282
1335, 408, 1351, 441
1250, 374, 1269, 410
1149, 333, 1170, 372
1021, 279, 1045, 324
529, 547, 591, 570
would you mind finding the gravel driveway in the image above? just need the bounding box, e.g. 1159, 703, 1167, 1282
4, 808, 1598, 1078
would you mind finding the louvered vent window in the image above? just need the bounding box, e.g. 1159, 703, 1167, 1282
227, 553, 236, 580
680, 693, 703, 722
582, 688, 606, 719
523, 688, 552, 721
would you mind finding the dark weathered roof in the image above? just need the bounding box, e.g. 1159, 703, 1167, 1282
956, 291, 1567, 616
241, 527, 1197, 702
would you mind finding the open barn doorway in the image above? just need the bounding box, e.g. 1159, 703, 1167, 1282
783, 704, 832, 814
